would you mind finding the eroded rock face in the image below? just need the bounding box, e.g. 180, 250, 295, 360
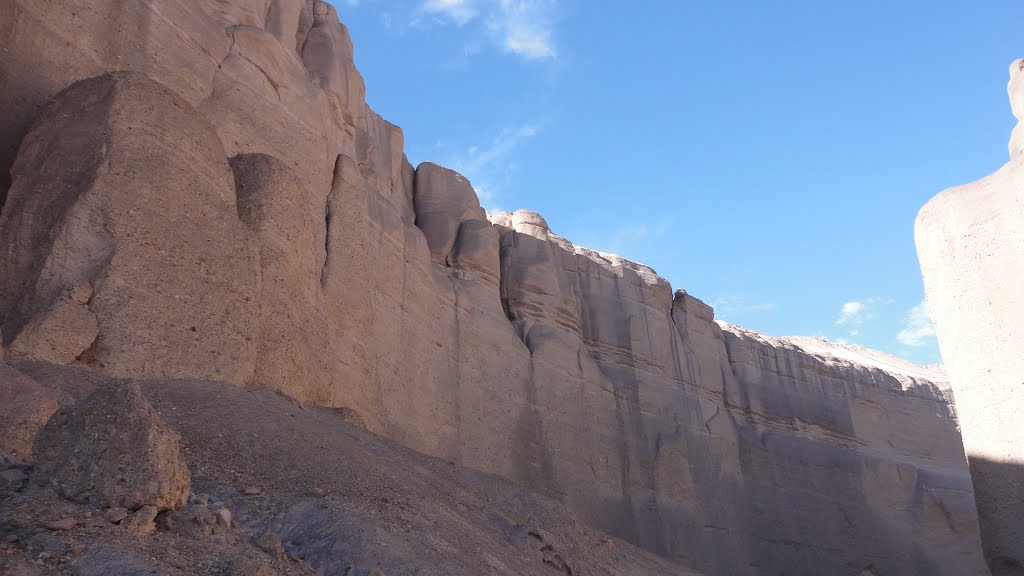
917, 59, 1024, 574
0, 2, 988, 575
33, 381, 190, 511
1009, 58, 1024, 160
0, 71, 260, 383
0, 365, 58, 463
492, 211, 986, 574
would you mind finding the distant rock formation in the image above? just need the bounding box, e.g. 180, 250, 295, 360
917, 58, 1024, 575
0, 1, 988, 574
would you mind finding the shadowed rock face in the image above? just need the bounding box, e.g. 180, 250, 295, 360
33, 380, 190, 512
0, 1, 987, 574
917, 58, 1024, 574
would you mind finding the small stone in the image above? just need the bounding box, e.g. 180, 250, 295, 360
0, 468, 27, 491
83, 511, 92, 519
71, 545, 86, 555
243, 486, 261, 496
254, 530, 286, 561
193, 506, 216, 527
214, 508, 232, 529
228, 557, 277, 576
6, 533, 19, 542
124, 505, 158, 536
310, 487, 326, 498
104, 507, 128, 524
45, 518, 77, 531
69, 283, 93, 305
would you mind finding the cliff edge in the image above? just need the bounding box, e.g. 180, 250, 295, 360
0, 1, 987, 574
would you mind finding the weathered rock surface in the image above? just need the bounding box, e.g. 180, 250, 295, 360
32, 381, 190, 511
917, 58, 1024, 574
1, 369, 695, 576
491, 211, 986, 574
0, 71, 260, 383
0, 364, 58, 462
0, 1, 989, 575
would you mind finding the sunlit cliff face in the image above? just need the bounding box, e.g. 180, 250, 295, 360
1009, 59, 1024, 160
1010, 59, 1024, 120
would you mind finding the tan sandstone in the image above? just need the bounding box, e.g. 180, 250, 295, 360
0, 2, 990, 575
916, 58, 1024, 574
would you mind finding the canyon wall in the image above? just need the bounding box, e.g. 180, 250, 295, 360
0, 1, 987, 574
916, 59, 1024, 575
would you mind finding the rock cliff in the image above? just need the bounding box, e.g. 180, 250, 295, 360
0, 1, 988, 574
917, 58, 1024, 575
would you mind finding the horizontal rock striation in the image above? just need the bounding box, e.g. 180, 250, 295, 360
0, 1, 987, 574
916, 58, 1024, 575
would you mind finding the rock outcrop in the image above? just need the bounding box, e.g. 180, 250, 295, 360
917, 58, 1024, 574
32, 381, 190, 511
0, 71, 260, 382
0, 1, 988, 574
1, 370, 695, 576
0, 365, 58, 463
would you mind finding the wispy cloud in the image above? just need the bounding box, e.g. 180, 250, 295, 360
835, 300, 868, 326
712, 297, 777, 322
422, 0, 477, 26
416, 0, 558, 60
491, 0, 556, 59
584, 219, 673, 259
830, 297, 890, 344
897, 300, 937, 347
441, 123, 541, 209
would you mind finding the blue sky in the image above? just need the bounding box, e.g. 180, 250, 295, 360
331, 0, 1024, 365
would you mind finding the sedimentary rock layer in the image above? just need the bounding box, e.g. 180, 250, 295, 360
0, 1, 987, 574
917, 58, 1024, 574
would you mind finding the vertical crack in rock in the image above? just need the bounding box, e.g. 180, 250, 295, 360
499, 229, 517, 324
320, 154, 342, 287
448, 274, 464, 459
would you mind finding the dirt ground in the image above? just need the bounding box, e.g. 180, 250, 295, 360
0, 362, 696, 575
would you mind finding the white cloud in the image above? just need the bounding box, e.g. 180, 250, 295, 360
897, 300, 937, 347
711, 297, 777, 322
835, 301, 866, 326
422, 0, 478, 26
458, 123, 538, 175
492, 0, 556, 59
417, 0, 557, 60
830, 297, 889, 345
438, 122, 541, 210
594, 219, 672, 257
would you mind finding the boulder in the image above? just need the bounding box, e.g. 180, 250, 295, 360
33, 381, 190, 511
8, 287, 98, 364
0, 364, 59, 463
413, 162, 488, 264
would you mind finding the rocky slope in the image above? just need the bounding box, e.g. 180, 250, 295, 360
1, 362, 690, 576
916, 58, 1024, 575
0, 1, 988, 574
